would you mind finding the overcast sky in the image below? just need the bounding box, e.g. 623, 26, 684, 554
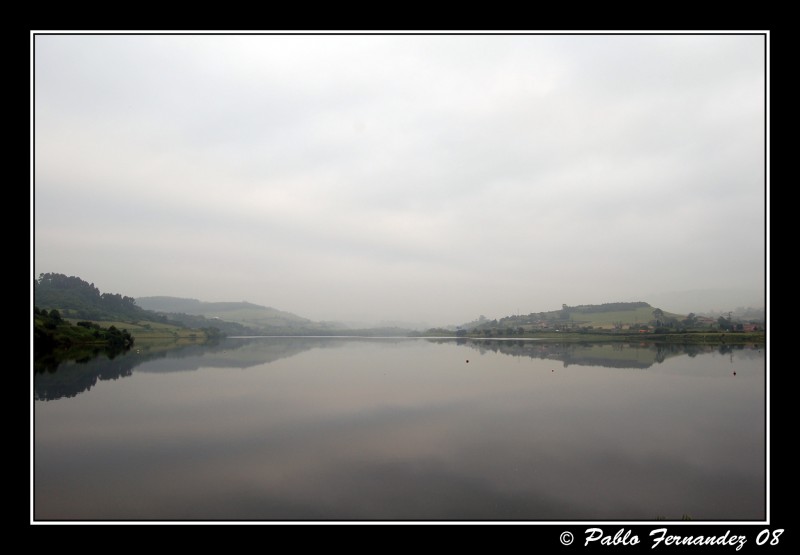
32, 33, 767, 326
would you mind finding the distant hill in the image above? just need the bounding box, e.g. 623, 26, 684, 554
136, 297, 267, 315
43, 274, 755, 340
32, 274, 386, 336
136, 296, 315, 331
459, 302, 686, 332
32, 273, 254, 336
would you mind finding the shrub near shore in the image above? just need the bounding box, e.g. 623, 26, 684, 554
34, 306, 134, 353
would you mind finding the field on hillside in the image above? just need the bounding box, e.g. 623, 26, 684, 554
65, 318, 208, 342
564, 307, 684, 328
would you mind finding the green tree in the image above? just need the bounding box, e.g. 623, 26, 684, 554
652, 308, 664, 327
717, 316, 733, 331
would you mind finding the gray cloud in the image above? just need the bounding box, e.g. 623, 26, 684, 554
33, 33, 766, 325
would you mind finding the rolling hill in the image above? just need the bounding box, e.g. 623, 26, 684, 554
459, 302, 687, 332
136, 296, 348, 334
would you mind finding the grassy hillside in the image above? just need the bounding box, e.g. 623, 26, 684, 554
137, 296, 313, 330
559, 305, 683, 329
66, 318, 210, 342
453, 301, 763, 341
33, 274, 229, 349
34, 307, 135, 366
462, 302, 683, 332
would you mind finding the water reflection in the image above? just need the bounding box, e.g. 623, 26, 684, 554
34, 337, 333, 400
434, 338, 764, 369
34, 337, 765, 520
34, 337, 764, 401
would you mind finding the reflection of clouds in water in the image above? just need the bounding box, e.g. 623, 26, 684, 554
35, 338, 765, 520
34, 337, 428, 400
135, 337, 412, 373
35, 357, 764, 519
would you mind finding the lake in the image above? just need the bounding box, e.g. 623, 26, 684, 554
33, 337, 765, 521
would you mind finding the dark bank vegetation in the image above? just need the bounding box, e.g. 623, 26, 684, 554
34, 272, 226, 340
34, 305, 134, 361
33, 274, 229, 373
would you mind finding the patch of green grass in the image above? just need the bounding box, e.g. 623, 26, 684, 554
566, 307, 683, 328
64, 318, 211, 343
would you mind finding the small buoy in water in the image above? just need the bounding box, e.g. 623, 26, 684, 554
466, 360, 469, 363
552, 369, 554, 372
733, 371, 737, 376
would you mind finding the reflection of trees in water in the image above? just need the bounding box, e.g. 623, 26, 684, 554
33, 349, 137, 401
34, 344, 130, 375
33, 343, 134, 400
34, 337, 766, 401
715, 343, 765, 364
34, 339, 240, 400
33, 337, 353, 401
429, 339, 759, 369
653, 343, 703, 364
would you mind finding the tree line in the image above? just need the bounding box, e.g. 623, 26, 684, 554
34, 306, 134, 357
34, 273, 148, 321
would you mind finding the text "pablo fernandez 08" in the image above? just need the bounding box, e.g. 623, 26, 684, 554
583, 527, 781, 550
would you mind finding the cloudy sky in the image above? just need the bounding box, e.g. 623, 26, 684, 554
32, 33, 767, 326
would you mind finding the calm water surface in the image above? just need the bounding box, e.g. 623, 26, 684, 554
33, 337, 765, 521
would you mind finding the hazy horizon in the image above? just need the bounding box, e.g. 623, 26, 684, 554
125, 288, 766, 329
32, 32, 768, 327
